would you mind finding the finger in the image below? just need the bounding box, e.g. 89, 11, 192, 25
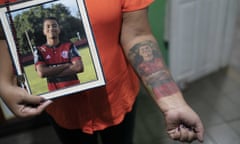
20, 100, 52, 117
195, 122, 205, 142
168, 128, 181, 140
186, 128, 197, 143
37, 100, 52, 111
179, 126, 189, 142
22, 95, 46, 105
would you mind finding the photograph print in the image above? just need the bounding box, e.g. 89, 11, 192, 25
0, 0, 105, 100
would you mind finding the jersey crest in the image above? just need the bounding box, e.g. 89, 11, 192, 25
61, 50, 69, 59
46, 54, 51, 60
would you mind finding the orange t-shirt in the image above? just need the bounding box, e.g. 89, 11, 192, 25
48, 0, 154, 134
1, 0, 154, 134
0, 0, 16, 4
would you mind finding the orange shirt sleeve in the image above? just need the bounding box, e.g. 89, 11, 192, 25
121, 0, 154, 12
0, 0, 16, 5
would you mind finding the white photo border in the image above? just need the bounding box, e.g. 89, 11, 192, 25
0, 0, 105, 100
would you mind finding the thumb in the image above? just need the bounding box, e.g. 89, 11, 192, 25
22, 94, 45, 104
19, 96, 52, 117
195, 122, 204, 142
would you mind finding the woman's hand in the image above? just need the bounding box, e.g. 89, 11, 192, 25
1, 85, 52, 118
164, 104, 204, 143
0, 40, 52, 118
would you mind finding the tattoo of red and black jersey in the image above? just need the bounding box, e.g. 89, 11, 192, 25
128, 40, 179, 99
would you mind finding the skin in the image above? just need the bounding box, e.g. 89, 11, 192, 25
35, 19, 83, 78
0, 7, 204, 143
0, 40, 52, 117
121, 8, 204, 143
135, 43, 170, 86
138, 45, 154, 61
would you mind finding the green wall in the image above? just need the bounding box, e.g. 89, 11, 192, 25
148, 0, 168, 65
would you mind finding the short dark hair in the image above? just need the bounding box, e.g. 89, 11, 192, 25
43, 17, 59, 24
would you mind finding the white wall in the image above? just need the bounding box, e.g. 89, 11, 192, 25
169, 0, 238, 84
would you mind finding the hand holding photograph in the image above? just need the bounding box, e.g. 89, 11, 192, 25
0, 0, 105, 99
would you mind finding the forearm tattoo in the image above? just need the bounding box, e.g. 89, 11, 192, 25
128, 40, 179, 99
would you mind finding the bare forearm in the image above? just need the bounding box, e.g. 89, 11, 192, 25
0, 40, 16, 92
121, 9, 204, 142
58, 68, 80, 77
36, 63, 70, 78
57, 61, 84, 77
37, 60, 83, 78
129, 40, 178, 93
121, 9, 188, 112
127, 40, 187, 111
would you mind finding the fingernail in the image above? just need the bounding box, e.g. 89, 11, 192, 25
188, 127, 193, 131
40, 99, 46, 103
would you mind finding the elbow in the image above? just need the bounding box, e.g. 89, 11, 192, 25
37, 71, 46, 78
79, 64, 84, 72
36, 65, 47, 78
72, 62, 84, 73
76, 65, 84, 73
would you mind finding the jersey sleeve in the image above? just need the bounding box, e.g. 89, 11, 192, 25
121, 0, 154, 12
34, 47, 45, 66
69, 44, 81, 62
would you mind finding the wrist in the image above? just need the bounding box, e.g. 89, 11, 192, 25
155, 92, 188, 113
63, 63, 71, 68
